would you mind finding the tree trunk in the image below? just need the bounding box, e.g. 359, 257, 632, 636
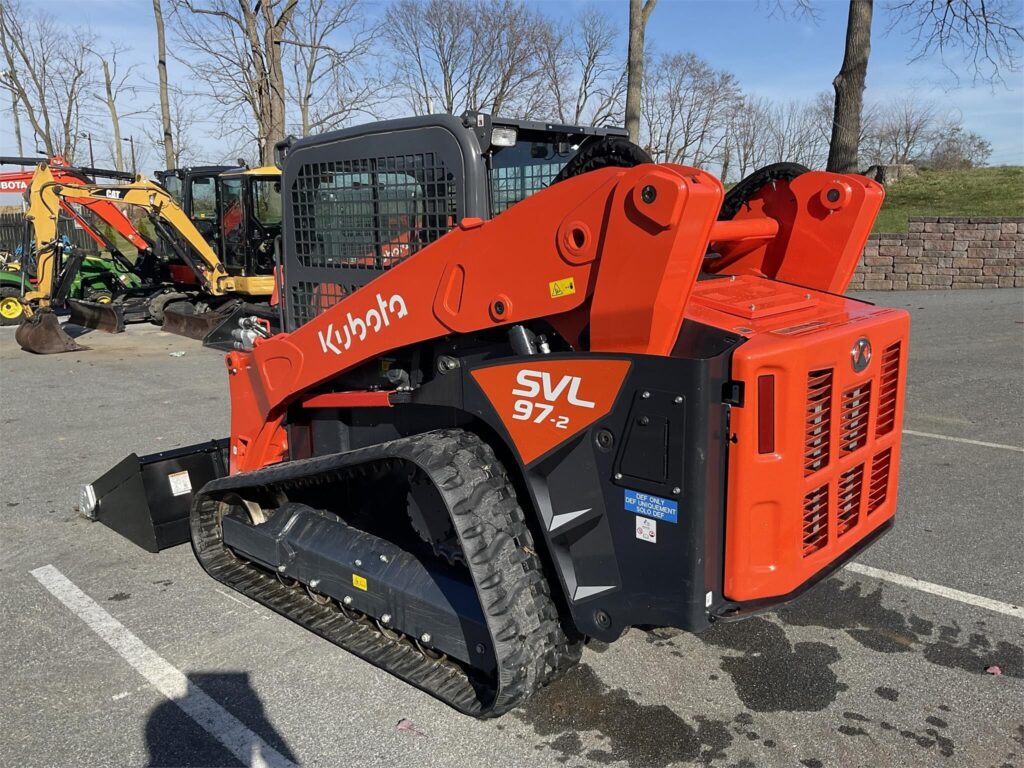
9, 89, 22, 156
99, 57, 124, 172
153, 0, 174, 169
827, 0, 872, 173
625, 0, 655, 143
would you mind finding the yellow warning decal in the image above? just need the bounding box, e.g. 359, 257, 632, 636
549, 277, 576, 298
352, 574, 368, 591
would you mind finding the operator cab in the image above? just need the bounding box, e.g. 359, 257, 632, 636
277, 112, 631, 330
217, 167, 281, 277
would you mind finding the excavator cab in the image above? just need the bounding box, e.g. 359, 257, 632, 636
216, 167, 281, 278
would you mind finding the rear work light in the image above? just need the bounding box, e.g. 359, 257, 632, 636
757, 374, 776, 454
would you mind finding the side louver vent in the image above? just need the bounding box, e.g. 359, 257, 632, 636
837, 465, 865, 536
840, 384, 872, 453
876, 343, 901, 437
867, 448, 892, 515
802, 485, 829, 556
805, 369, 834, 475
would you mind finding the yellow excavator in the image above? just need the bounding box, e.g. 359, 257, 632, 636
15, 162, 277, 354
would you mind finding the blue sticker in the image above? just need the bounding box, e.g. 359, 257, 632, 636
624, 489, 678, 524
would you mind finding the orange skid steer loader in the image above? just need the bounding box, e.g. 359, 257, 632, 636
84, 114, 909, 716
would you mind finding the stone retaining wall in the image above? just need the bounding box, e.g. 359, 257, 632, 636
849, 217, 1024, 290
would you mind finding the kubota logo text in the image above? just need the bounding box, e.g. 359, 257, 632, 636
317, 292, 408, 356
510, 369, 595, 429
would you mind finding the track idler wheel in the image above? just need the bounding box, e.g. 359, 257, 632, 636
15, 310, 85, 354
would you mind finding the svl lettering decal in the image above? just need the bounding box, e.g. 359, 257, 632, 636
472, 359, 630, 464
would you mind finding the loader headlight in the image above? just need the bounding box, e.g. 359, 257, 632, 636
80, 484, 98, 519
490, 126, 517, 147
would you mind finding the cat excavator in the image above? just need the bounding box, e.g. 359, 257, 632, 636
14, 163, 276, 354
84, 113, 910, 717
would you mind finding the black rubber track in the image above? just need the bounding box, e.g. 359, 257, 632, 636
190, 429, 580, 717
552, 136, 653, 185
718, 162, 810, 221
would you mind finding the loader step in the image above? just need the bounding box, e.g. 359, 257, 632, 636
190, 429, 580, 716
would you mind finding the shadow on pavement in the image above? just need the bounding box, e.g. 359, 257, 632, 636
145, 671, 298, 768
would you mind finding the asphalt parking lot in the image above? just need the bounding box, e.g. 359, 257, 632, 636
1, 288, 1021, 768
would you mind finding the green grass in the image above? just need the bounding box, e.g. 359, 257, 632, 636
872, 166, 1024, 233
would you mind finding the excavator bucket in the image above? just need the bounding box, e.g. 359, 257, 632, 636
162, 304, 229, 341
15, 311, 86, 354
67, 298, 126, 334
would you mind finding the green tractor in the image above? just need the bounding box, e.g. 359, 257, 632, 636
0, 238, 142, 326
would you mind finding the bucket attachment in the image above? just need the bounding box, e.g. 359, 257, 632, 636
15, 311, 86, 354
82, 439, 228, 552
201, 302, 281, 352
163, 302, 232, 341
67, 298, 126, 334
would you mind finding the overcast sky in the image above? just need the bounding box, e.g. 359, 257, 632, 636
2, 0, 1022, 189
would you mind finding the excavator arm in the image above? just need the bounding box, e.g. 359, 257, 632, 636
34, 167, 235, 296
0, 163, 152, 254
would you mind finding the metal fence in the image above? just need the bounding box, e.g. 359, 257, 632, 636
0, 211, 96, 259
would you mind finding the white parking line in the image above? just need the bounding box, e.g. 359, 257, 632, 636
903, 429, 1024, 453
30, 565, 297, 768
846, 562, 1023, 620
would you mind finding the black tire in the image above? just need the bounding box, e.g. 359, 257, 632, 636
552, 136, 653, 185
148, 291, 189, 324
0, 286, 24, 327
719, 162, 810, 221
83, 288, 114, 304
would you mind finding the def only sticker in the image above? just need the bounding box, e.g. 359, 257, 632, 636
625, 489, 678, 523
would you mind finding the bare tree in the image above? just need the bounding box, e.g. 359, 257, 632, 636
925, 122, 992, 168
625, 0, 656, 142
765, 99, 830, 167
827, 0, 873, 172
153, 0, 175, 169
90, 44, 138, 172
0, 1, 97, 161
381, 0, 552, 118
170, 0, 298, 164
889, 0, 1023, 85
862, 95, 938, 164
724, 96, 773, 180
286, 0, 380, 135
143, 87, 199, 167
640, 52, 739, 167
540, 10, 625, 126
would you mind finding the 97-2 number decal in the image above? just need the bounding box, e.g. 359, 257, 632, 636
512, 399, 570, 428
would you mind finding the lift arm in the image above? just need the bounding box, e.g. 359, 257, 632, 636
223, 164, 882, 473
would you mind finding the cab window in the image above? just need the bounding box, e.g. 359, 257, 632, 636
190, 177, 217, 220
252, 179, 282, 226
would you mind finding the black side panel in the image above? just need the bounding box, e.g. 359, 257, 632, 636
461, 348, 737, 641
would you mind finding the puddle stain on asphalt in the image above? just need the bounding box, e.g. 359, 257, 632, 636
516, 664, 733, 767
107, 592, 131, 601
689, 617, 849, 713
777, 579, 1023, 678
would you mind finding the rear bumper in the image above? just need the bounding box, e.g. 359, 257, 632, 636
710, 518, 893, 622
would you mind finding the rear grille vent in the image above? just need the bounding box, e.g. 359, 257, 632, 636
876, 343, 901, 436
805, 369, 834, 475
837, 465, 864, 536
840, 384, 872, 453
867, 448, 892, 515
802, 485, 829, 556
